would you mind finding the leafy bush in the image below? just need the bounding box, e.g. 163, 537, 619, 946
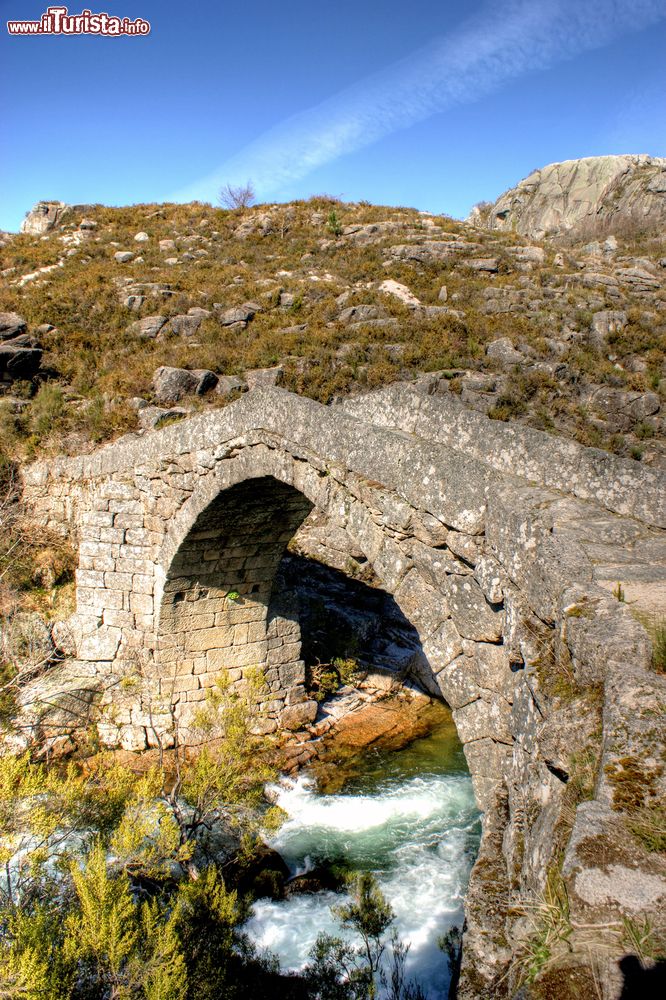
308, 657, 359, 702
0, 670, 286, 998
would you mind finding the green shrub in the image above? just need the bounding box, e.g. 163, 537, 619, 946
308, 657, 359, 701
327, 210, 342, 237
28, 383, 65, 440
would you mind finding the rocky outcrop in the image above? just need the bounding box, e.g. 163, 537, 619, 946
469, 154, 666, 239
20, 200, 94, 235
20, 201, 69, 235
0, 311, 42, 384
152, 365, 217, 404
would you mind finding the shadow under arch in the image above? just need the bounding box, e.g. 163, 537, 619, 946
154, 471, 445, 733
273, 552, 425, 687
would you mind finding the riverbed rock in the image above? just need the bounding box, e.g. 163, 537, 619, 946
279, 700, 318, 730
285, 866, 344, 896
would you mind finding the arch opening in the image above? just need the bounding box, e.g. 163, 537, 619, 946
156, 473, 449, 735
157, 477, 314, 730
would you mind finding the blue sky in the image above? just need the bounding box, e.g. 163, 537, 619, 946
1, 0, 665, 232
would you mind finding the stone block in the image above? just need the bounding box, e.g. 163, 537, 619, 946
453, 694, 512, 745
278, 660, 306, 687
218, 606, 266, 625
170, 612, 216, 633
247, 620, 268, 642
82, 511, 115, 528
172, 674, 201, 694
103, 610, 134, 628
446, 531, 480, 566
125, 528, 162, 547
184, 688, 207, 703
114, 513, 145, 530
79, 540, 112, 559
132, 574, 155, 595
76, 569, 106, 589
407, 539, 471, 588
444, 576, 504, 642
91, 556, 117, 573
116, 557, 158, 577
421, 619, 464, 674
99, 481, 138, 501
118, 543, 152, 561
187, 626, 234, 652
393, 569, 449, 638
207, 640, 268, 669
234, 623, 249, 645
436, 654, 479, 709
108, 499, 144, 516
78, 626, 122, 661
99, 527, 126, 544
474, 555, 505, 604
77, 587, 124, 612
104, 571, 133, 591
120, 728, 148, 752
268, 641, 302, 666
130, 592, 154, 615
463, 738, 510, 812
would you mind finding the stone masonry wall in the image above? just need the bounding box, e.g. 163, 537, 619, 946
157, 477, 314, 735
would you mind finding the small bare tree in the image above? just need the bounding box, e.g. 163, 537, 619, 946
218, 181, 255, 210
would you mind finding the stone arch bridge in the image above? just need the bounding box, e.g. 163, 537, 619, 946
21, 382, 666, 994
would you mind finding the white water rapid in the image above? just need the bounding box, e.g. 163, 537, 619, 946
245, 725, 480, 998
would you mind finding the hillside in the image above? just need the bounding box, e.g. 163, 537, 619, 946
1, 169, 665, 470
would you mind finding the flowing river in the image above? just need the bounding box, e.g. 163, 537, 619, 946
245, 710, 480, 998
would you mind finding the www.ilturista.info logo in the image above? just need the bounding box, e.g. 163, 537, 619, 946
7, 6, 150, 35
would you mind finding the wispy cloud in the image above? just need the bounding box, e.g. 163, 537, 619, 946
174, 0, 666, 202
